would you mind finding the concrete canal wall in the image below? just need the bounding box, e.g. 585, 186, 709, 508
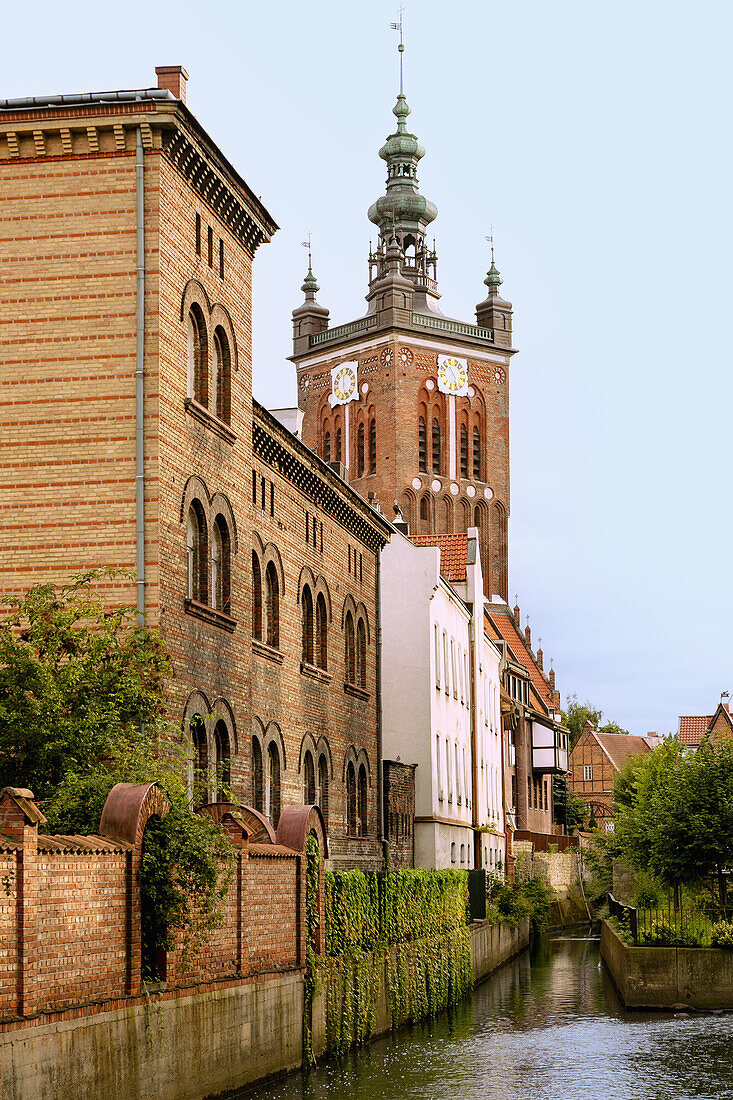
601, 919, 733, 1009
0, 919, 530, 1100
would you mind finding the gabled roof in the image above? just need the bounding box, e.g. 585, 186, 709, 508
485, 607, 555, 713
678, 715, 712, 745
595, 733, 651, 770
408, 534, 468, 582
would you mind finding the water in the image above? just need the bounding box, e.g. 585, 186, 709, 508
237, 929, 733, 1100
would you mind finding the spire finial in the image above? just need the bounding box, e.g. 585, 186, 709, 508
300, 234, 319, 298
484, 230, 503, 290
391, 7, 405, 96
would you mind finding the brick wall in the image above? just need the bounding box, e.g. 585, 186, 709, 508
568, 728, 614, 818
383, 760, 416, 869
0, 786, 312, 1020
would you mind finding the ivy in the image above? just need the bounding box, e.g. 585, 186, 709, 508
302, 833, 321, 1066
308, 867, 472, 1057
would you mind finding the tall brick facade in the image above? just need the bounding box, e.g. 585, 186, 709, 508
0, 68, 389, 866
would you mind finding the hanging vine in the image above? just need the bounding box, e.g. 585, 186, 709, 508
302, 832, 321, 1066
312, 867, 472, 1057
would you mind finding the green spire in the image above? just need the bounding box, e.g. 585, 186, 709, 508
301, 254, 319, 298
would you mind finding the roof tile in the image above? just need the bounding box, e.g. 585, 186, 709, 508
408, 533, 469, 582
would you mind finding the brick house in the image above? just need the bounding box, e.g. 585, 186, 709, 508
569, 723, 652, 828
0, 66, 390, 867
678, 702, 733, 750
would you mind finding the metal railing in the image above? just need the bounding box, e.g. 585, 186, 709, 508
311, 317, 378, 346
608, 894, 729, 946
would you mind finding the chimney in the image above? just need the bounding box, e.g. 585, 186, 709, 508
155, 65, 189, 103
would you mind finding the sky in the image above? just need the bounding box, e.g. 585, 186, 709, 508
4, 0, 732, 736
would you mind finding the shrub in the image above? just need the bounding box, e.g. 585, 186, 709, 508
634, 870, 663, 909
711, 921, 733, 949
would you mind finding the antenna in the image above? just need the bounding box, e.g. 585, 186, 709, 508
391, 6, 405, 94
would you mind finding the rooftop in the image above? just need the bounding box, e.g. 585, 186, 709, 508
409, 533, 468, 582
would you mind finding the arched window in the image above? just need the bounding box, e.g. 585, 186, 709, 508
190, 714, 208, 808
345, 611, 356, 684
318, 753, 329, 822
211, 516, 231, 614
432, 418, 441, 474
213, 719, 231, 792
451, 841, 457, 864
316, 592, 328, 670
302, 585, 314, 665
265, 561, 279, 648
491, 501, 508, 601
267, 741, 281, 827
303, 750, 316, 805
187, 304, 208, 406
460, 423, 469, 479
253, 737, 264, 812
357, 421, 365, 477
324, 430, 331, 464
186, 503, 207, 604
418, 416, 427, 472
473, 425, 481, 480
335, 427, 342, 463
252, 552, 263, 640
212, 326, 231, 424
368, 419, 376, 474
357, 764, 368, 836
356, 617, 367, 688
346, 761, 357, 834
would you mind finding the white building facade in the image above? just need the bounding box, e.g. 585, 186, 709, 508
381, 527, 505, 871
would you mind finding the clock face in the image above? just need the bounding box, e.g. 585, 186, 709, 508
437, 355, 468, 396
331, 361, 358, 404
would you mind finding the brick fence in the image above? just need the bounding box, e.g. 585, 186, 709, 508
0, 784, 327, 1022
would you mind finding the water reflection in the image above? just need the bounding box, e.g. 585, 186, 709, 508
236, 930, 733, 1100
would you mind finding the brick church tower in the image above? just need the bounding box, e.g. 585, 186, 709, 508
292, 56, 516, 600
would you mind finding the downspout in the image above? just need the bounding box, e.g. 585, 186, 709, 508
135, 127, 146, 628
376, 545, 386, 862
469, 616, 480, 868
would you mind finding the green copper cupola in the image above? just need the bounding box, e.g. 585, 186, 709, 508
367, 43, 440, 312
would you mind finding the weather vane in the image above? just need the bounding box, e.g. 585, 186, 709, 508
300, 233, 312, 269
391, 6, 406, 93
485, 227, 495, 262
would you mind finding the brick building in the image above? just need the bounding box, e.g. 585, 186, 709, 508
678, 701, 733, 750
569, 722, 652, 828
0, 66, 389, 867
290, 65, 514, 602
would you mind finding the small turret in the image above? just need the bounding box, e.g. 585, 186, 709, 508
365, 234, 414, 323
292, 253, 329, 357
476, 246, 513, 348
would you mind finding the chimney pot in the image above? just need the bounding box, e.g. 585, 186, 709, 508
155, 65, 189, 103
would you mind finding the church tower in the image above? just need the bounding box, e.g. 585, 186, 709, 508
292, 49, 516, 600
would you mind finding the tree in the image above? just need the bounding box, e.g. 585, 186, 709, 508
611, 737, 733, 910
552, 775, 587, 831
0, 572, 233, 965
562, 694, 629, 749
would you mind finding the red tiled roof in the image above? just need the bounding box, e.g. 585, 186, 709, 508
408, 533, 468, 583
678, 715, 712, 744
485, 609, 554, 711
595, 733, 651, 770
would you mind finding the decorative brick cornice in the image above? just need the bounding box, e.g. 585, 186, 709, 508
253, 403, 391, 554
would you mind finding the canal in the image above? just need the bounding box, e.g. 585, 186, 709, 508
237, 929, 733, 1100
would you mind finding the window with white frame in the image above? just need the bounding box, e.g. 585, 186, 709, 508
435, 625, 441, 689
584, 764, 593, 781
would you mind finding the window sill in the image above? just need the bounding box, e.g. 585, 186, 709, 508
344, 682, 370, 701
252, 638, 284, 664
184, 598, 237, 632
184, 397, 237, 445
300, 661, 332, 683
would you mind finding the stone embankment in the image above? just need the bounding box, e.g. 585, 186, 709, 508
601, 920, 733, 1010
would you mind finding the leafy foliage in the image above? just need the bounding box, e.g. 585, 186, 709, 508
0, 573, 233, 964
552, 775, 587, 830
314, 868, 472, 1056
562, 694, 629, 750
486, 872, 554, 933
711, 921, 733, 949
609, 737, 733, 907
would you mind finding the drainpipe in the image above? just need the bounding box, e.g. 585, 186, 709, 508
135, 127, 145, 628
469, 617, 480, 868
376, 546, 386, 862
